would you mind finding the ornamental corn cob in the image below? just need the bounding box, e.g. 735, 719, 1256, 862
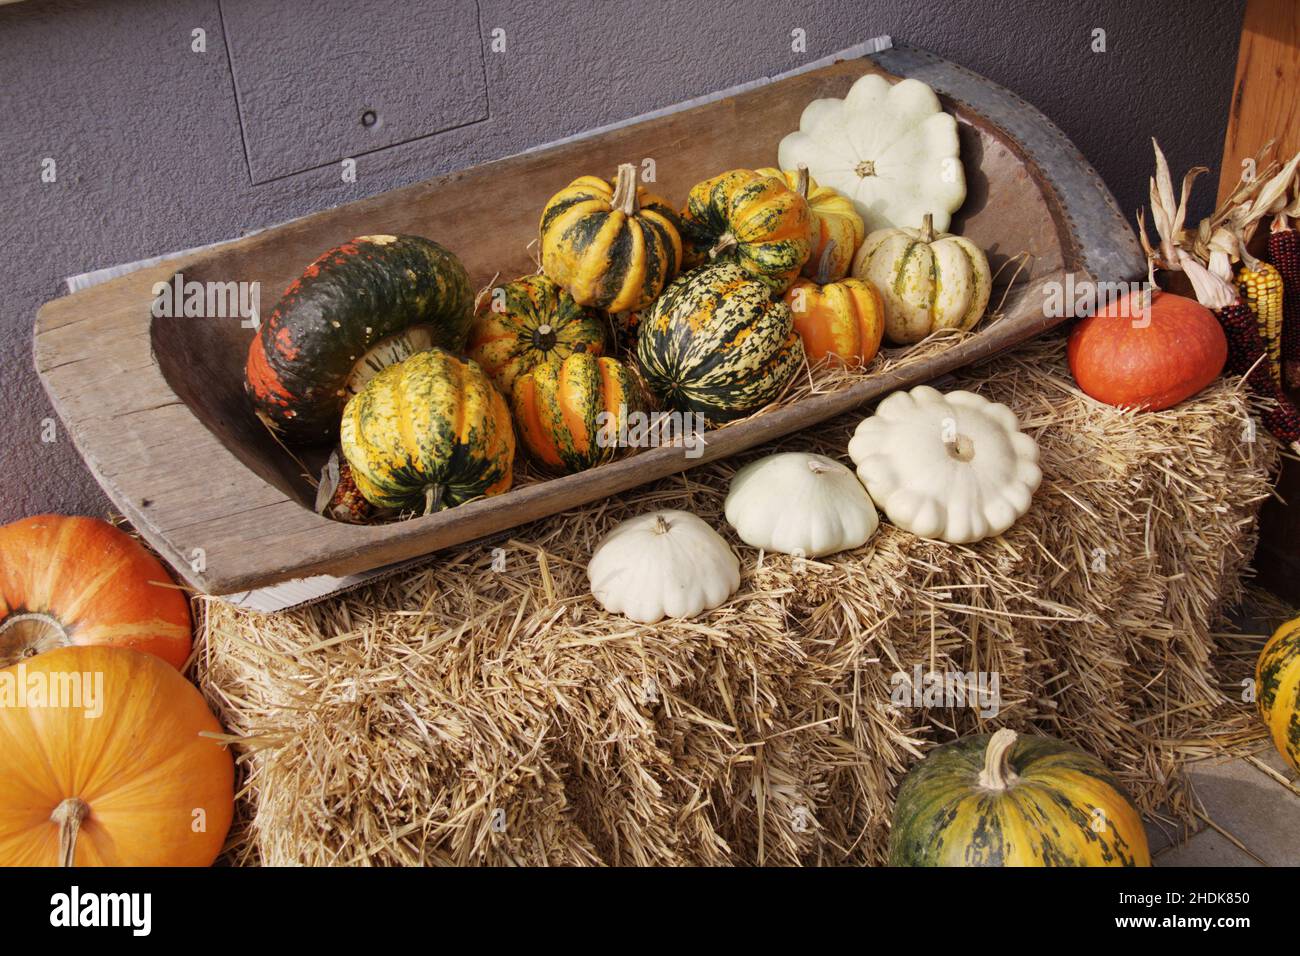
1215, 300, 1300, 451
1267, 223, 1300, 389
1237, 262, 1285, 386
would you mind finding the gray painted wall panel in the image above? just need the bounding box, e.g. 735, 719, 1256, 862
0, 0, 1244, 521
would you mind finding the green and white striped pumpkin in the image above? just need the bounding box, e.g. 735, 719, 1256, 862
636, 264, 804, 424
852, 213, 991, 345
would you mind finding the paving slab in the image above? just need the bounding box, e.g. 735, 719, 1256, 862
1154, 828, 1261, 867
1180, 754, 1300, 866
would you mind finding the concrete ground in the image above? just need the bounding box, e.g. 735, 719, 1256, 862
1149, 742, 1300, 866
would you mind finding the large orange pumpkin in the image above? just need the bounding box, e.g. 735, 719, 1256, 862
0, 645, 235, 866
1068, 289, 1227, 411
0, 516, 191, 669
783, 277, 885, 366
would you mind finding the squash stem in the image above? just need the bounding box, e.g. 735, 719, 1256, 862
0, 612, 72, 666
51, 797, 89, 867
943, 434, 975, 462
977, 728, 1020, 791
795, 163, 810, 199
920, 213, 935, 243
610, 163, 639, 216
653, 514, 670, 534
816, 239, 838, 285
708, 233, 738, 259
423, 484, 446, 516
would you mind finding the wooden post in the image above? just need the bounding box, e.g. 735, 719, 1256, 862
1217, 0, 1300, 204
1225, 0, 1300, 603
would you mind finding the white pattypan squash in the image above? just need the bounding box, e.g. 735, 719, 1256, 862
724, 452, 878, 557
587, 510, 740, 624
853, 214, 992, 345
778, 74, 965, 234
848, 386, 1041, 544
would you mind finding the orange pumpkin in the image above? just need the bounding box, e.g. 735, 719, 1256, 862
783, 277, 885, 366
1068, 289, 1227, 411
0, 516, 191, 669
0, 645, 235, 866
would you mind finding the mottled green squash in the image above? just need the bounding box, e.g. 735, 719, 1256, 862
339, 349, 514, 513
245, 235, 473, 444
889, 729, 1150, 867
1257, 616, 1300, 772
512, 352, 644, 474
466, 273, 606, 396
636, 263, 804, 424
679, 169, 812, 293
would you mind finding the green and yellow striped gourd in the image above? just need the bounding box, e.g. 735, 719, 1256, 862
340, 349, 514, 514
539, 163, 682, 313
466, 273, 606, 397
679, 168, 812, 293
889, 729, 1150, 867
1257, 616, 1300, 772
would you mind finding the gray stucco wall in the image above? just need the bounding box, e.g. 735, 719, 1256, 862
0, 0, 1244, 522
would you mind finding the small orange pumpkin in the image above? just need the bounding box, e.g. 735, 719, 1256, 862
1068, 289, 1227, 411
783, 277, 885, 366
0, 516, 191, 669
0, 645, 235, 866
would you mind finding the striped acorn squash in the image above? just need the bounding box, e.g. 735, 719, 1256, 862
889, 729, 1150, 867
636, 263, 804, 424
539, 163, 682, 312
467, 273, 606, 396
512, 352, 644, 474
1257, 616, 1300, 772
755, 165, 865, 282
246, 235, 473, 445
339, 349, 514, 514
679, 168, 812, 293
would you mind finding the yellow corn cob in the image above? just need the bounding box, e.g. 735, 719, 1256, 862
1238, 262, 1285, 385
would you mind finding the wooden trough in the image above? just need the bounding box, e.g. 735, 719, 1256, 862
33, 42, 1144, 598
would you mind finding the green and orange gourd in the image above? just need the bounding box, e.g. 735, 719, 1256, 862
1257, 616, 1300, 773
512, 352, 645, 474
466, 273, 606, 397
245, 234, 475, 444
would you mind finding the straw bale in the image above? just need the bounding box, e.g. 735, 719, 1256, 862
197, 334, 1282, 865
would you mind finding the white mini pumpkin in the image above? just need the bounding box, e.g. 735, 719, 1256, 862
587, 510, 740, 624
853, 213, 992, 345
777, 74, 965, 234
724, 452, 879, 557
847, 386, 1041, 544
